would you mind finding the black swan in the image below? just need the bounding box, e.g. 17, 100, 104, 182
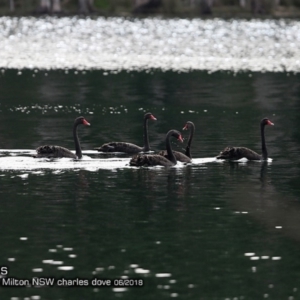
130, 130, 184, 167
158, 121, 194, 163
216, 118, 274, 161
34, 116, 90, 159
95, 112, 156, 154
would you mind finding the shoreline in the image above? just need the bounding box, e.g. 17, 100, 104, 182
1, 1, 300, 19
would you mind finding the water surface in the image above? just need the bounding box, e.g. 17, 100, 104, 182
1, 12, 300, 300
0, 17, 300, 72
0, 68, 300, 300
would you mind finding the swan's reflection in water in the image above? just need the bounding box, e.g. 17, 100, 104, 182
259, 161, 273, 189
123, 164, 210, 216
221, 160, 300, 244
166, 167, 192, 211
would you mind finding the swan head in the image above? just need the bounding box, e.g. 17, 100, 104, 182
76, 116, 90, 126
145, 112, 157, 121
168, 130, 183, 143
183, 121, 195, 130
261, 118, 274, 126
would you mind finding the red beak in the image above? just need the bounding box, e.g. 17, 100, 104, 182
267, 120, 274, 126
183, 124, 188, 130
178, 135, 184, 143
150, 115, 157, 121
83, 119, 90, 126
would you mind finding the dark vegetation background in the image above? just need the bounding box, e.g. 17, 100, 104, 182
1, 0, 300, 18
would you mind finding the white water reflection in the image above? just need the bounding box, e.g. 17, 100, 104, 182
0, 17, 300, 72
0, 150, 219, 171
0, 149, 275, 171
0, 154, 131, 171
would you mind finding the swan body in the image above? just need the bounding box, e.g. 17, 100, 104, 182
217, 118, 274, 161
158, 121, 194, 163
34, 116, 90, 159
216, 146, 262, 160
97, 142, 143, 154
130, 130, 183, 167
95, 112, 156, 154
34, 145, 78, 159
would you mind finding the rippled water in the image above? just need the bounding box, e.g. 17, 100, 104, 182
0, 68, 300, 300
1, 14, 300, 299
0, 17, 300, 72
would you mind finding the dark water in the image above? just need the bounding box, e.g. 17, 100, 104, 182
1, 69, 300, 300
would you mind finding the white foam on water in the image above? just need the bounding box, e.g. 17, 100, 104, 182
215, 157, 273, 163
0, 155, 132, 171
191, 157, 218, 164
0, 150, 231, 172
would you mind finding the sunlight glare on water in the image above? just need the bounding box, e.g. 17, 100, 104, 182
0, 150, 218, 172
0, 17, 300, 72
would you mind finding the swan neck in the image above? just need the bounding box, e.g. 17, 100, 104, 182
166, 132, 177, 164
185, 125, 194, 158
73, 122, 82, 159
143, 117, 150, 151
261, 123, 267, 160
